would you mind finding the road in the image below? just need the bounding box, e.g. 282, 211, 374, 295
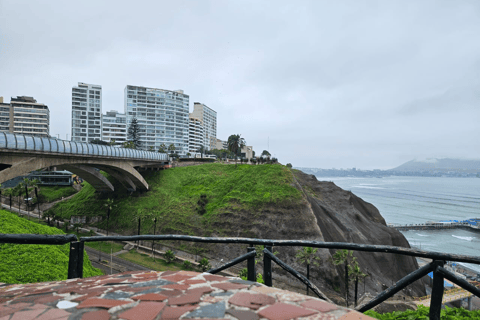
84, 246, 151, 275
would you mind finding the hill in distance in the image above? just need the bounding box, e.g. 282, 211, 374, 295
390, 158, 480, 173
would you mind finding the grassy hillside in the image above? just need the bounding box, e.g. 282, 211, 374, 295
47, 164, 302, 236
0, 209, 102, 284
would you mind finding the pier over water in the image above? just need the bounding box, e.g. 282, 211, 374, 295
389, 218, 480, 233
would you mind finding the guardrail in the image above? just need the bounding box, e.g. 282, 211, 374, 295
0, 132, 168, 161
1, 233, 479, 320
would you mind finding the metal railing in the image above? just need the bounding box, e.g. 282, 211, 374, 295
1, 233, 479, 320
0, 132, 168, 161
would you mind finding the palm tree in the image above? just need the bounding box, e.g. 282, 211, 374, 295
104, 198, 116, 236
348, 260, 367, 307
168, 144, 176, 155
261, 150, 271, 157
332, 249, 355, 307
158, 143, 166, 153
227, 134, 246, 167
296, 247, 321, 295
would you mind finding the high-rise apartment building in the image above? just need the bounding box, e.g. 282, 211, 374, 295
188, 116, 204, 153
71, 82, 102, 142
190, 102, 217, 150
0, 96, 50, 136
102, 110, 127, 144
124, 85, 189, 154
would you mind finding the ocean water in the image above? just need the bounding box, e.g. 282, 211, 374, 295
316, 176, 480, 273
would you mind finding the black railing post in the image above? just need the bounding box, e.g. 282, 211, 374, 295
429, 260, 445, 320
68, 241, 83, 279
264, 245, 273, 287
247, 245, 256, 282
77, 241, 84, 278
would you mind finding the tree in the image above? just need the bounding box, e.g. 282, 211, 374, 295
348, 260, 367, 307
158, 143, 166, 153
73, 223, 82, 234
286, 163, 293, 168
148, 146, 155, 151
186, 152, 191, 158
296, 247, 321, 295
261, 150, 271, 157
332, 249, 355, 307
122, 141, 135, 149
196, 145, 206, 158
127, 118, 142, 149
104, 198, 116, 236
164, 250, 175, 263
168, 144, 176, 155
227, 134, 246, 167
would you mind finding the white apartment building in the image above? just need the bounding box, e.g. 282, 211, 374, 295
0, 96, 50, 136
190, 102, 217, 150
215, 138, 228, 150
188, 116, 204, 153
71, 82, 102, 142
102, 110, 127, 144
124, 85, 189, 154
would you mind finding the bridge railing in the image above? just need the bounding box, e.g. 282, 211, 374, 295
1, 233, 479, 319
0, 132, 168, 161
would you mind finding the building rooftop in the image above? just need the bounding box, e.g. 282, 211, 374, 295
0, 270, 372, 320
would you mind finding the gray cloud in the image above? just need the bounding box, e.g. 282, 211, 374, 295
1, 0, 479, 169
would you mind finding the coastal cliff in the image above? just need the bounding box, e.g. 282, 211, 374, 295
210, 169, 425, 302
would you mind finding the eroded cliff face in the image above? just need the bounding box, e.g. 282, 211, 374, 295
210, 169, 425, 303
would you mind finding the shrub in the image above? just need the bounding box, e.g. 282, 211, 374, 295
182, 260, 192, 270
199, 258, 211, 272
164, 249, 175, 263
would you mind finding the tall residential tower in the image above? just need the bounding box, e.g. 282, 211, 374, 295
71, 82, 102, 142
0, 96, 50, 136
190, 102, 217, 150
124, 85, 189, 154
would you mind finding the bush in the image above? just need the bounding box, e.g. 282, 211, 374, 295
365, 305, 480, 320
0, 209, 102, 284
164, 249, 175, 263
182, 260, 192, 270
199, 258, 211, 272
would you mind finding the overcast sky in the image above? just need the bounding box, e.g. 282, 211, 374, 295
1, 0, 479, 169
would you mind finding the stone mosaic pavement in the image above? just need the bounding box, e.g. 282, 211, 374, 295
0, 270, 374, 320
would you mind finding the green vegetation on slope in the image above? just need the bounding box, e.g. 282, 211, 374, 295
37, 186, 78, 202
0, 209, 102, 284
365, 305, 480, 319
47, 164, 301, 236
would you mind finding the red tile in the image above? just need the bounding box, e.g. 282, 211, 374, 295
163, 284, 190, 291
10, 308, 44, 320
36, 309, 71, 320
226, 309, 259, 320
228, 292, 276, 310
160, 305, 197, 320
301, 300, 338, 312
187, 286, 213, 295
35, 295, 63, 304
162, 274, 195, 282
338, 311, 375, 320
161, 289, 183, 297
72, 293, 103, 302
212, 282, 248, 291
160, 271, 178, 277
183, 279, 206, 285
258, 303, 318, 320
81, 310, 110, 320
168, 293, 202, 306
132, 293, 168, 301
76, 298, 131, 309
203, 275, 227, 282
118, 302, 166, 320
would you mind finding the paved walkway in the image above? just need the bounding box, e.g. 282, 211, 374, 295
0, 270, 373, 320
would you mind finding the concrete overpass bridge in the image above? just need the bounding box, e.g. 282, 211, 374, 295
0, 132, 169, 192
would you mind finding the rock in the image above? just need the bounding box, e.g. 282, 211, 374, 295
209, 169, 426, 305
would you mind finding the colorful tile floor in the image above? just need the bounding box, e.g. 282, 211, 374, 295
0, 271, 374, 320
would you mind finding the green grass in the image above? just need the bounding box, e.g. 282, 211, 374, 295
38, 186, 78, 202
365, 305, 480, 319
0, 209, 102, 284
46, 164, 302, 236
118, 250, 186, 272
85, 241, 124, 254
